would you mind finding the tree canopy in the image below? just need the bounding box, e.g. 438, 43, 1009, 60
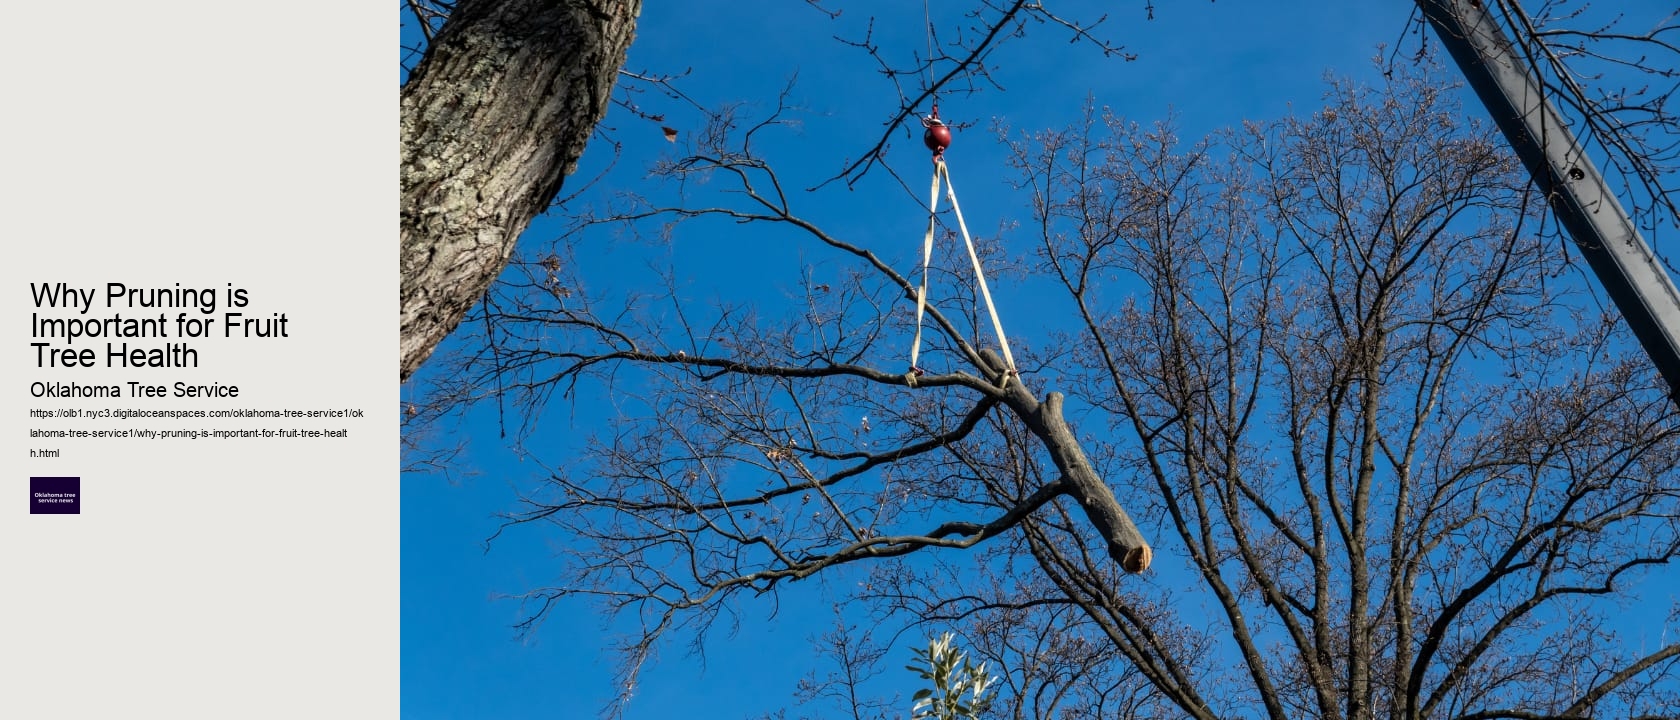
401, 3, 1680, 718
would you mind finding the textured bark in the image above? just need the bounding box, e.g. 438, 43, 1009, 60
400, 0, 642, 381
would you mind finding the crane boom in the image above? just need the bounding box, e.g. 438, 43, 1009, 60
1416, 0, 1680, 402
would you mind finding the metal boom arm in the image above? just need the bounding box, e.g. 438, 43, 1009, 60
1416, 0, 1680, 402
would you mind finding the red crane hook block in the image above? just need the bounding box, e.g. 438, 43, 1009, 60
922, 104, 951, 159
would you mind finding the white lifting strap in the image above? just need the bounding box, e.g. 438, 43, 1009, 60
909, 158, 1018, 379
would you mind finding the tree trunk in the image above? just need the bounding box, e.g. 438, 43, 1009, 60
400, 0, 641, 381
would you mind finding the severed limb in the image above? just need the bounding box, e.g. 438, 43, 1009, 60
978, 349, 1153, 573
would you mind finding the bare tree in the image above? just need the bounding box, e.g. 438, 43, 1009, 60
397, 1, 1680, 391
409, 56, 1680, 720
399, 0, 1138, 381
400, 2, 1680, 718
1007, 69, 1680, 719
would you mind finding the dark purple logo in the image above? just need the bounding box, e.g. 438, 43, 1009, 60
30, 476, 80, 514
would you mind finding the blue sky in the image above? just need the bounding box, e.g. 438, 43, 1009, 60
401, 3, 1676, 718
